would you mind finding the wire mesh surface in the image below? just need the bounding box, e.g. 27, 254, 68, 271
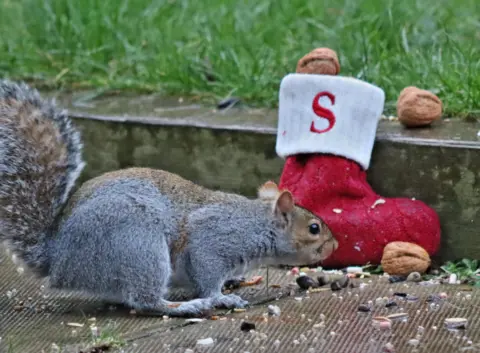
0, 252, 478, 353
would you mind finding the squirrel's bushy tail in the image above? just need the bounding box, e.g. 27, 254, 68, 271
0, 80, 85, 274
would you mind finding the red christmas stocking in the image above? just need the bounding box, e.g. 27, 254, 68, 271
276, 74, 441, 268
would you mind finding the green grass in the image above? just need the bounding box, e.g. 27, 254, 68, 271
441, 258, 480, 286
1, 0, 479, 116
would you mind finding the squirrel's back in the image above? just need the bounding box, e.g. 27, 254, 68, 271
0, 80, 85, 274
62, 167, 245, 219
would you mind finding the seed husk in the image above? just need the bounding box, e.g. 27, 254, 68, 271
445, 318, 467, 329
330, 281, 342, 291
387, 312, 408, 320
385, 300, 398, 308
389, 276, 406, 283
406, 272, 422, 282
338, 276, 350, 288
240, 322, 256, 332
358, 304, 371, 312
296, 275, 318, 290
317, 274, 330, 286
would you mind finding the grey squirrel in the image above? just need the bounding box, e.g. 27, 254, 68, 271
0, 80, 338, 317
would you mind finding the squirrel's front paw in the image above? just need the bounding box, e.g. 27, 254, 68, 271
211, 294, 249, 309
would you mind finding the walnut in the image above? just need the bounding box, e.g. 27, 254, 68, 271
397, 86, 442, 127
296, 48, 340, 75
381, 241, 431, 276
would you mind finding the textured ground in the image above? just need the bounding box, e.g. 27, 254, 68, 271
0, 251, 478, 353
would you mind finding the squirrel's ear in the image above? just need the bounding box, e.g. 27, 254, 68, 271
274, 190, 294, 214
258, 181, 279, 200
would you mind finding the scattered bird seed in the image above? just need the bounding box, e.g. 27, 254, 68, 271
317, 274, 330, 286
408, 339, 420, 346
330, 281, 342, 291
346, 266, 363, 274
267, 305, 281, 316
296, 276, 318, 290
426, 294, 438, 302
185, 318, 205, 323
349, 280, 359, 289
406, 272, 422, 282
66, 323, 84, 328
241, 275, 263, 287
308, 288, 331, 293
449, 273, 458, 284
372, 317, 392, 330
387, 313, 408, 320
241, 322, 256, 332
445, 318, 468, 330
196, 337, 214, 347
371, 199, 386, 208
388, 276, 406, 284
385, 300, 397, 308
358, 304, 371, 312
338, 276, 350, 288
383, 342, 395, 352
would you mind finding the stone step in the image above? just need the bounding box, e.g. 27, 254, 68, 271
47, 91, 480, 263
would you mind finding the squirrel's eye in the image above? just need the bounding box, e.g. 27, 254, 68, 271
309, 223, 321, 235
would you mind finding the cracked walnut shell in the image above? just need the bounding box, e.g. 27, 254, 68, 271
381, 241, 431, 276
296, 48, 340, 75
397, 86, 442, 127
